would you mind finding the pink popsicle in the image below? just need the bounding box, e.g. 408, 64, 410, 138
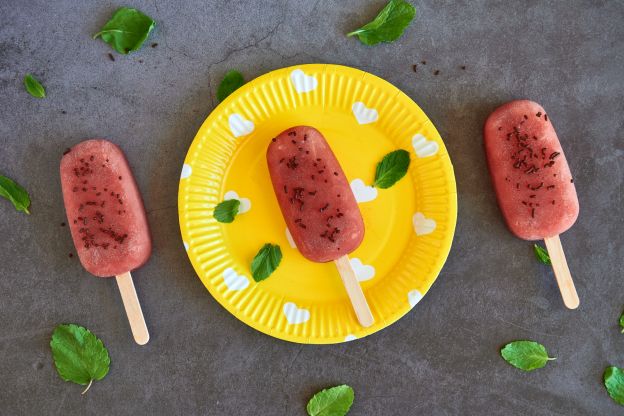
484, 100, 579, 309
484, 100, 579, 240
267, 126, 373, 327
267, 126, 364, 262
60, 139, 151, 343
60, 139, 151, 277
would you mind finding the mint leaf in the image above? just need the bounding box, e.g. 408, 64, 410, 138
23, 74, 46, 98
217, 70, 245, 102
93, 7, 155, 54
500, 340, 555, 371
214, 199, 240, 223
373, 149, 410, 188
251, 243, 282, 282
604, 366, 624, 406
619, 309, 624, 334
0, 175, 31, 214
347, 0, 416, 46
533, 244, 551, 265
50, 324, 110, 394
307, 385, 354, 416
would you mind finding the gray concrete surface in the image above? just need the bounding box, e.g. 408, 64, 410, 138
1, 0, 623, 414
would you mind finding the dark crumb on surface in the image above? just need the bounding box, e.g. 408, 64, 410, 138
421, 60, 426, 65
61, 110, 67, 114
61, 222, 65, 227
412, 64, 417, 72
461, 65, 466, 70
570, 178, 574, 183
151, 43, 158, 48
139, 59, 144, 63
434, 70, 440, 75
108, 53, 115, 62
68, 253, 73, 258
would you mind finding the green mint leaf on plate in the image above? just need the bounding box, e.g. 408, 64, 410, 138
93, 7, 155, 54
619, 309, 624, 333
347, 0, 416, 46
251, 243, 282, 282
307, 384, 354, 416
604, 366, 624, 406
0, 175, 31, 214
533, 244, 551, 265
373, 149, 410, 188
500, 340, 555, 371
217, 70, 245, 102
214, 199, 240, 223
23, 74, 46, 98
50, 324, 111, 394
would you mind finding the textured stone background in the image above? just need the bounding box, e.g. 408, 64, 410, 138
1, 1, 623, 414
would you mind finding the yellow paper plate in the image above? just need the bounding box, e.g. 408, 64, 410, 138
178, 64, 456, 344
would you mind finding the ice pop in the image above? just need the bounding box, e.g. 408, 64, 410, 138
267, 126, 374, 327
60, 139, 151, 343
484, 100, 579, 308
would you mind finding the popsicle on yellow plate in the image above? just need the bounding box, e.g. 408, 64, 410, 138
60, 139, 151, 343
267, 126, 373, 327
484, 100, 579, 309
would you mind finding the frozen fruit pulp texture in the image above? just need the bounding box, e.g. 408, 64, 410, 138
266, 126, 364, 262
483, 100, 579, 240
60, 139, 152, 277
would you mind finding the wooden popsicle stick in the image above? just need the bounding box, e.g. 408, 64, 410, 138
334, 255, 375, 327
115, 272, 150, 345
543, 235, 579, 310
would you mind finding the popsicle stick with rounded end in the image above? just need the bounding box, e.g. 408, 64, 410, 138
544, 235, 579, 309
334, 255, 374, 327
115, 272, 150, 345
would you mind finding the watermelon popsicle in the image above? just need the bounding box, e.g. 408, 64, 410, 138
60, 139, 150, 343
267, 126, 374, 327
484, 100, 579, 309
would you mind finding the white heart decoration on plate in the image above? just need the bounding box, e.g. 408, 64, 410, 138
180, 164, 192, 179
290, 69, 318, 93
350, 179, 378, 203
408, 289, 423, 307
412, 134, 439, 158
285, 228, 297, 248
228, 113, 254, 138
349, 258, 375, 282
283, 302, 310, 324
224, 191, 251, 213
351, 102, 378, 125
222, 267, 250, 291
413, 212, 436, 235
